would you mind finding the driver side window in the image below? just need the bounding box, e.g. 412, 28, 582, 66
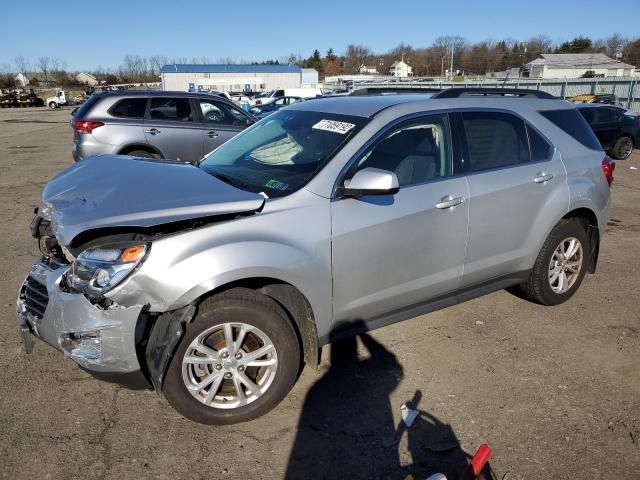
354, 114, 453, 187
199, 100, 248, 126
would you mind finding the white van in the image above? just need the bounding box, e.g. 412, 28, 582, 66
254, 87, 322, 105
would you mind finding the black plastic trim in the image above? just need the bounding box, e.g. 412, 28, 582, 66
321, 270, 531, 346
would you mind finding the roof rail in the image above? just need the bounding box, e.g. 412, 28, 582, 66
350, 87, 441, 96
431, 87, 556, 99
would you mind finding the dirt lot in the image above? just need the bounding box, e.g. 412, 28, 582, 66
0, 106, 638, 479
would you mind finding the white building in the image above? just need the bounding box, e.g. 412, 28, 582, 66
14, 73, 28, 87
301, 68, 319, 87
358, 64, 379, 75
525, 53, 637, 79
389, 60, 412, 77
75, 72, 99, 86
160, 64, 310, 93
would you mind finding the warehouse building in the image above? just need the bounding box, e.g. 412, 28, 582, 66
160, 64, 310, 93
524, 53, 637, 79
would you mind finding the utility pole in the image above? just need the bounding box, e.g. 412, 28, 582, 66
449, 44, 454, 79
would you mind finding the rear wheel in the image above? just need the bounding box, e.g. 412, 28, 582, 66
611, 136, 634, 160
520, 219, 589, 306
163, 288, 301, 425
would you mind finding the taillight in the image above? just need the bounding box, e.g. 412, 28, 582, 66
71, 118, 104, 134
602, 156, 615, 187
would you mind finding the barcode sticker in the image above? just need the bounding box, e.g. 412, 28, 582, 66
312, 119, 356, 134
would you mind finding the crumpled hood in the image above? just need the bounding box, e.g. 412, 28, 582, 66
42, 155, 265, 246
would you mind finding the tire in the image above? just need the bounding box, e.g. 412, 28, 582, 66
610, 136, 634, 160
163, 288, 301, 425
124, 149, 159, 159
48, 102, 57, 109
520, 219, 590, 306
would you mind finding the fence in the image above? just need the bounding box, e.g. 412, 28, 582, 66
324, 76, 640, 112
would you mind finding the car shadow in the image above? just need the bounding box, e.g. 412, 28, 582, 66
285, 322, 493, 479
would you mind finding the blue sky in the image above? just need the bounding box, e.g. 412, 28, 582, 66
1, 0, 638, 71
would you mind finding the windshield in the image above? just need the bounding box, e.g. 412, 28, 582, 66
199, 110, 368, 197
256, 91, 274, 98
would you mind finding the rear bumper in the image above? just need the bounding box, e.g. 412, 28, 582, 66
17, 261, 147, 383
72, 139, 117, 162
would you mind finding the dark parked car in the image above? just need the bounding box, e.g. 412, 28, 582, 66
71, 91, 257, 163
577, 104, 640, 160
249, 96, 303, 118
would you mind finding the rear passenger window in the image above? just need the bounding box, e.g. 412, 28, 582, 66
110, 98, 147, 118
540, 109, 602, 151
527, 126, 552, 161
461, 112, 529, 171
149, 98, 193, 122
355, 114, 452, 187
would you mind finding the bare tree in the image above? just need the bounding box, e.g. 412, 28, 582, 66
343, 44, 373, 74
596, 33, 628, 58
526, 35, 553, 55
37, 56, 51, 83
14, 55, 29, 76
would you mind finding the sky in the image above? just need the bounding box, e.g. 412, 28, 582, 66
1, 0, 639, 71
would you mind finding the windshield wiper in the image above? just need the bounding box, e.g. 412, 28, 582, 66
209, 172, 249, 190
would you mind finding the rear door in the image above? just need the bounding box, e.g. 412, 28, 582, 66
144, 97, 203, 162
579, 107, 619, 150
196, 98, 253, 155
457, 110, 568, 286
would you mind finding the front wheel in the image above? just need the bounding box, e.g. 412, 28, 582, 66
48, 102, 57, 109
163, 288, 301, 425
520, 219, 589, 306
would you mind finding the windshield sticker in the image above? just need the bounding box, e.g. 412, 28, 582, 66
265, 179, 289, 191
312, 119, 355, 135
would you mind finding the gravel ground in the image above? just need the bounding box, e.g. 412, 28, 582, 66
0, 106, 638, 479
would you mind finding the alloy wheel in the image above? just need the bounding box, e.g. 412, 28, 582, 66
181, 322, 278, 409
548, 237, 583, 294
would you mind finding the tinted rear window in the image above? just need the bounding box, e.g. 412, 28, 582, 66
73, 94, 101, 119
540, 109, 602, 151
462, 111, 530, 171
110, 98, 147, 118
527, 125, 553, 161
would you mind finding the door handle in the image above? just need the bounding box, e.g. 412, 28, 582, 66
206, 130, 219, 138
436, 195, 465, 209
144, 128, 161, 135
534, 172, 554, 183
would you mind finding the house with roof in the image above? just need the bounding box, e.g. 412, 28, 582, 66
160, 64, 312, 92
358, 64, 379, 75
75, 72, 99, 86
524, 53, 637, 79
388, 60, 412, 77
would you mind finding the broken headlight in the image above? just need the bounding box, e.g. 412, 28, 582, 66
64, 244, 148, 297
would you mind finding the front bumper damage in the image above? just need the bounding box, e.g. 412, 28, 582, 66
17, 260, 150, 387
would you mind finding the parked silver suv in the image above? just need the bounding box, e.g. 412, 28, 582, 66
19, 88, 613, 424
71, 91, 256, 163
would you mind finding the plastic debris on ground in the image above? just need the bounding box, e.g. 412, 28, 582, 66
630, 166, 637, 170
401, 403, 419, 427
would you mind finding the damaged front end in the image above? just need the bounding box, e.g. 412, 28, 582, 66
18, 209, 152, 387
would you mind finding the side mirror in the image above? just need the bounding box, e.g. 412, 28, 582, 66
338, 167, 399, 197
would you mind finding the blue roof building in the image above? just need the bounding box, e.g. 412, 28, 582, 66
160, 64, 312, 92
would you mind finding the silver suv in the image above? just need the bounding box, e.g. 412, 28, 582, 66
71, 91, 256, 163
19, 88, 613, 424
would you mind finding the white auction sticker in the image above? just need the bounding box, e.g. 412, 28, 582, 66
312, 119, 355, 134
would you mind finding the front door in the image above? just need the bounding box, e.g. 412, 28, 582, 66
331, 113, 469, 325
197, 99, 252, 156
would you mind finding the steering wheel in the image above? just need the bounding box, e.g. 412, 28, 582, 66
205, 110, 224, 122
